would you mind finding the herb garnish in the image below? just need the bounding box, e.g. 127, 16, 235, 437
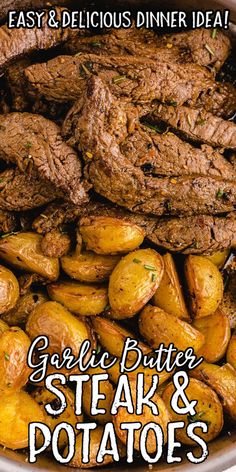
4, 352, 10, 361
205, 43, 215, 57
112, 75, 127, 84
144, 264, 157, 271
143, 123, 164, 133
216, 189, 224, 198
212, 28, 217, 39
133, 258, 141, 264
24, 142, 32, 149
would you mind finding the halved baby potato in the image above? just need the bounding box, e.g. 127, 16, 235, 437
205, 250, 230, 268
61, 251, 120, 283
0, 265, 19, 315
193, 309, 231, 363
48, 281, 108, 317
226, 331, 236, 370
153, 253, 189, 320
139, 305, 205, 353
2, 290, 48, 326
83, 367, 114, 424
162, 378, 223, 444
79, 216, 145, 255
185, 255, 223, 319
92, 317, 151, 360
109, 248, 164, 319
0, 232, 59, 280
0, 326, 31, 392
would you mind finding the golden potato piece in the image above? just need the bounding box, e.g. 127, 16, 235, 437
139, 305, 205, 353
205, 250, 230, 268
26, 301, 93, 359
0, 265, 19, 315
113, 379, 170, 452
185, 255, 223, 319
107, 359, 172, 387
83, 367, 114, 424
226, 331, 236, 370
153, 253, 189, 320
0, 232, 59, 281
61, 251, 120, 283
0, 326, 31, 392
194, 309, 231, 363
1, 290, 47, 326
220, 275, 236, 329
92, 317, 151, 360
109, 249, 164, 319
48, 281, 108, 317
162, 378, 223, 444
32, 386, 83, 449
191, 361, 236, 421
0, 390, 45, 449
79, 216, 145, 255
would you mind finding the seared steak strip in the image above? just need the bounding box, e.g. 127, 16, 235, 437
63, 76, 236, 216
25, 53, 213, 106
0, 167, 60, 211
32, 201, 83, 234
195, 82, 236, 119
151, 104, 236, 149
0, 209, 17, 233
0, 113, 89, 205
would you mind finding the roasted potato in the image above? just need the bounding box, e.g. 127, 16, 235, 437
109, 249, 164, 319
26, 301, 93, 361
83, 367, 114, 424
0, 265, 19, 315
0, 326, 31, 392
0, 390, 45, 449
48, 281, 108, 317
162, 378, 223, 444
1, 290, 48, 326
79, 216, 145, 255
153, 253, 189, 320
107, 359, 172, 387
0, 232, 59, 280
193, 309, 231, 363
32, 386, 83, 449
219, 275, 236, 328
185, 255, 223, 319
191, 361, 236, 421
113, 379, 170, 452
92, 317, 151, 360
205, 250, 230, 268
61, 251, 120, 283
139, 305, 205, 353
226, 331, 236, 369
64, 426, 125, 468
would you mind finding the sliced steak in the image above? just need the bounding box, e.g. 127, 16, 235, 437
151, 104, 236, 149
196, 81, 236, 119
0, 209, 17, 233
6, 57, 31, 111
32, 200, 82, 234
25, 53, 213, 106
62, 76, 236, 216
0, 113, 89, 205
0, 167, 60, 211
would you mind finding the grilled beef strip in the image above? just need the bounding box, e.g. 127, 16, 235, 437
62, 76, 236, 216
0, 167, 61, 211
0, 113, 89, 205
150, 103, 236, 149
194, 82, 236, 119
0, 209, 18, 233
32, 200, 83, 234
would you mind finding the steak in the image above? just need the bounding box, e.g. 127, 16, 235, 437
195, 81, 236, 119
0, 113, 89, 205
0, 209, 17, 234
63, 76, 236, 216
150, 103, 236, 149
32, 200, 82, 234
7, 58, 31, 111
25, 53, 214, 106
0, 167, 60, 211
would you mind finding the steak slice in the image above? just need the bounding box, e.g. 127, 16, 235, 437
0, 167, 60, 211
0, 113, 89, 205
151, 104, 236, 149
32, 200, 83, 234
25, 53, 213, 106
195, 82, 236, 119
0, 209, 17, 233
62, 76, 236, 216
6, 57, 31, 111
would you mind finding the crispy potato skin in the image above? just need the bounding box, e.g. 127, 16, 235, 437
79, 216, 145, 255
153, 253, 189, 320
109, 249, 164, 319
162, 378, 224, 444
205, 250, 230, 268
194, 309, 231, 363
1, 290, 47, 326
0, 232, 59, 280
0, 326, 31, 392
48, 281, 108, 316
32, 386, 83, 449
113, 379, 170, 452
139, 305, 205, 353
83, 367, 114, 424
92, 317, 151, 360
191, 361, 236, 421
185, 255, 223, 319
0, 390, 45, 450
227, 331, 236, 369
0, 265, 19, 315
61, 251, 120, 283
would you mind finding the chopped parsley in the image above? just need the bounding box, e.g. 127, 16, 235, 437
211, 28, 217, 39
112, 75, 127, 84
133, 258, 141, 264
216, 189, 224, 198
4, 352, 10, 361
205, 43, 215, 57
24, 142, 32, 149
144, 264, 157, 271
